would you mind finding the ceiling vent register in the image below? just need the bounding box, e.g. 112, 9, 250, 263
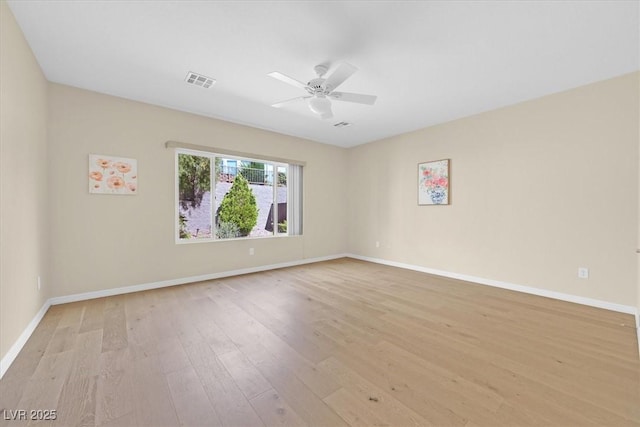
185, 71, 215, 88
333, 122, 352, 128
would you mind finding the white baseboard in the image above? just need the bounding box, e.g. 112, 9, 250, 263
1, 253, 347, 379
0, 300, 51, 379
49, 253, 348, 305
346, 254, 637, 315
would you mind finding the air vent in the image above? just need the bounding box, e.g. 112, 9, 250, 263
185, 71, 215, 89
333, 121, 352, 128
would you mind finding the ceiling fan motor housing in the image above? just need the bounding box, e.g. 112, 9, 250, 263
307, 77, 329, 95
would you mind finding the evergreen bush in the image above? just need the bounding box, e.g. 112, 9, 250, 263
217, 175, 258, 236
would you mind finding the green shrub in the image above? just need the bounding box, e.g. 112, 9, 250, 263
179, 214, 191, 239
216, 221, 240, 239
217, 175, 258, 236
278, 220, 287, 233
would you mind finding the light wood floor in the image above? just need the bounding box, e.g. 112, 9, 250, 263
1, 258, 639, 427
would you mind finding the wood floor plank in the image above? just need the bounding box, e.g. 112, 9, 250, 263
2, 307, 62, 376
197, 320, 239, 356
79, 298, 106, 333
130, 354, 179, 427
101, 296, 128, 353
44, 326, 77, 355
68, 330, 103, 382
55, 375, 98, 427
9, 351, 74, 427
187, 298, 239, 356
214, 298, 341, 400
323, 387, 389, 427
0, 375, 29, 416
200, 292, 346, 425
326, 341, 470, 426
155, 336, 192, 375
96, 411, 136, 427
218, 350, 272, 400
250, 388, 309, 427
167, 300, 208, 349
375, 340, 505, 413
0, 308, 65, 419
3, 258, 638, 427
57, 301, 85, 329
124, 292, 157, 347
95, 348, 134, 426
234, 340, 349, 427
377, 310, 637, 426
183, 340, 265, 427
223, 288, 338, 364
317, 356, 430, 427
166, 366, 221, 427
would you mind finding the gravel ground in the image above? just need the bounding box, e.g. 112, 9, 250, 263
180, 182, 287, 239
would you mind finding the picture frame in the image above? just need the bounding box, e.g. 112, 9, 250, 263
418, 159, 450, 205
89, 154, 138, 195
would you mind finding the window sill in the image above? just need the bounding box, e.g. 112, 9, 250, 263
175, 233, 293, 245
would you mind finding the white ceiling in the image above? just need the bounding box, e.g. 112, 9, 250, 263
7, 1, 640, 148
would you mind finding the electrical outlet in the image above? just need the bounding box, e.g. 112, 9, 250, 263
578, 267, 589, 279
249, 247, 254, 256
37, 276, 41, 291
375, 241, 380, 248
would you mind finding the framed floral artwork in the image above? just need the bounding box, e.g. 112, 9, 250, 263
89, 154, 138, 195
418, 159, 450, 205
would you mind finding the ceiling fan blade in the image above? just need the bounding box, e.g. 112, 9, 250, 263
329, 91, 377, 105
267, 72, 308, 90
271, 96, 311, 108
323, 62, 357, 91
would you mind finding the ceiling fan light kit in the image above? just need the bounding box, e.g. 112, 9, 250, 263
269, 62, 377, 120
308, 96, 331, 115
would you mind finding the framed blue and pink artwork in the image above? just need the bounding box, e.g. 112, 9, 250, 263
418, 159, 450, 205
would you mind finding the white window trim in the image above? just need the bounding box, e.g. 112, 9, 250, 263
174, 148, 292, 244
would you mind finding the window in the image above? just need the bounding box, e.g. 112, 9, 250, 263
175, 148, 302, 242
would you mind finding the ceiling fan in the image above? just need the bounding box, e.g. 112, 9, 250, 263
268, 62, 377, 120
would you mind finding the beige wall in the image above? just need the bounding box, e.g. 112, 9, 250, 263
348, 73, 639, 307
0, 1, 50, 359
47, 84, 348, 297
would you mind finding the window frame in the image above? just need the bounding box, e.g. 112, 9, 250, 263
174, 148, 290, 244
